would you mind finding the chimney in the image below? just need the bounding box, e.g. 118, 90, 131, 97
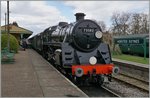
12, 21, 18, 27
75, 13, 86, 21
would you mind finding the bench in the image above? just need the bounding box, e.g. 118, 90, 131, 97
1, 48, 15, 63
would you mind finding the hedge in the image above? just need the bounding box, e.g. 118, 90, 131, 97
1, 34, 19, 53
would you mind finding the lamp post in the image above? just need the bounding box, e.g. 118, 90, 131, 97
5, 12, 7, 33
7, 1, 10, 51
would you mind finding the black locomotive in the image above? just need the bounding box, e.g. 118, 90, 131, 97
29, 13, 119, 85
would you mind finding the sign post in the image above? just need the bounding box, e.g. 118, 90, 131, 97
143, 38, 146, 60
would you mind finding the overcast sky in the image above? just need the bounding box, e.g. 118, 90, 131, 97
1, 1, 149, 36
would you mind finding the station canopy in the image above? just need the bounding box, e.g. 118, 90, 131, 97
1, 22, 33, 34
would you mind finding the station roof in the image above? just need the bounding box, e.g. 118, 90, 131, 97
1, 22, 33, 34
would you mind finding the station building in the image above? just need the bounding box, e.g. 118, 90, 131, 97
1, 22, 33, 44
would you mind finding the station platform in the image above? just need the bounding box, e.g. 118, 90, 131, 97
112, 58, 149, 83
2, 49, 87, 97
112, 58, 149, 68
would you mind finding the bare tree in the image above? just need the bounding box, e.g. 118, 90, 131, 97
140, 13, 149, 34
119, 12, 131, 34
130, 13, 141, 34
111, 12, 121, 35
92, 19, 107, 32
97, 21, 106, 32
130, 13, 149, 34
111, 12, 131, 35
110, 11, 149, 35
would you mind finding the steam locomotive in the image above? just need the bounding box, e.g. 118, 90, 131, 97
29, 13, 119, 86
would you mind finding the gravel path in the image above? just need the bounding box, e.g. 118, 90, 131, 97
103, 79, 149, 97
113, 74, 149, 91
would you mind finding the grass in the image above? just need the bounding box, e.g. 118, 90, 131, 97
112, 54, 149, 64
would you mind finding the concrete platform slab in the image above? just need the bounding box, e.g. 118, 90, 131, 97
2, 49, 87, 97
42, 86, 85, 97
39, 78, 72, 87
28, 49, 87, 97
36, 70, 63, 79
2, 50, 43, 97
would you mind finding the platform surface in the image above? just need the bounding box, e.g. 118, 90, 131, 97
2, 49, 87, 97
112, 58, 149, 68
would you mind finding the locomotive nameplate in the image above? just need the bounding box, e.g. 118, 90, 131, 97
83, 28, 94, 33
79, 24, 96, 33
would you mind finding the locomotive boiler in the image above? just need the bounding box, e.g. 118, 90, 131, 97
29, 13, 119, 86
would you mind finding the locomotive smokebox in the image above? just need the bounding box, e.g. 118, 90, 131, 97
75, 13, 86, 21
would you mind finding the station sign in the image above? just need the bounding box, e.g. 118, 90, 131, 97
115, 38, 144, 44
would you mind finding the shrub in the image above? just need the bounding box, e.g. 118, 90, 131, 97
1, 34, 19, 53
102, 33, 122, 55
112, 44, 122, 55
102, 33, 113, 48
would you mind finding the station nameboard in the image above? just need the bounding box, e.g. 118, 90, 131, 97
114, 38, 144, 44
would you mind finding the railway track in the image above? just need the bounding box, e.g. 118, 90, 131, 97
80, 75, 149, 97
78, 85, 120, 97
112, 58, 149, 92
103, 77, 149, 97
112, 58, 149, 83
101, 86, 121, 97
112, 74, 149, 92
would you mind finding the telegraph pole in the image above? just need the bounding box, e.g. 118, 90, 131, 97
7, 1, 10, 51
5, 13, 7, 33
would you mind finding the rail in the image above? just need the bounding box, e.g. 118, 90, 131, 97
112, 58, 149, 82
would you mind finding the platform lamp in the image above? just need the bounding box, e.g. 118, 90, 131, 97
5, 12, 7, 33
7, 1, 10, 52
